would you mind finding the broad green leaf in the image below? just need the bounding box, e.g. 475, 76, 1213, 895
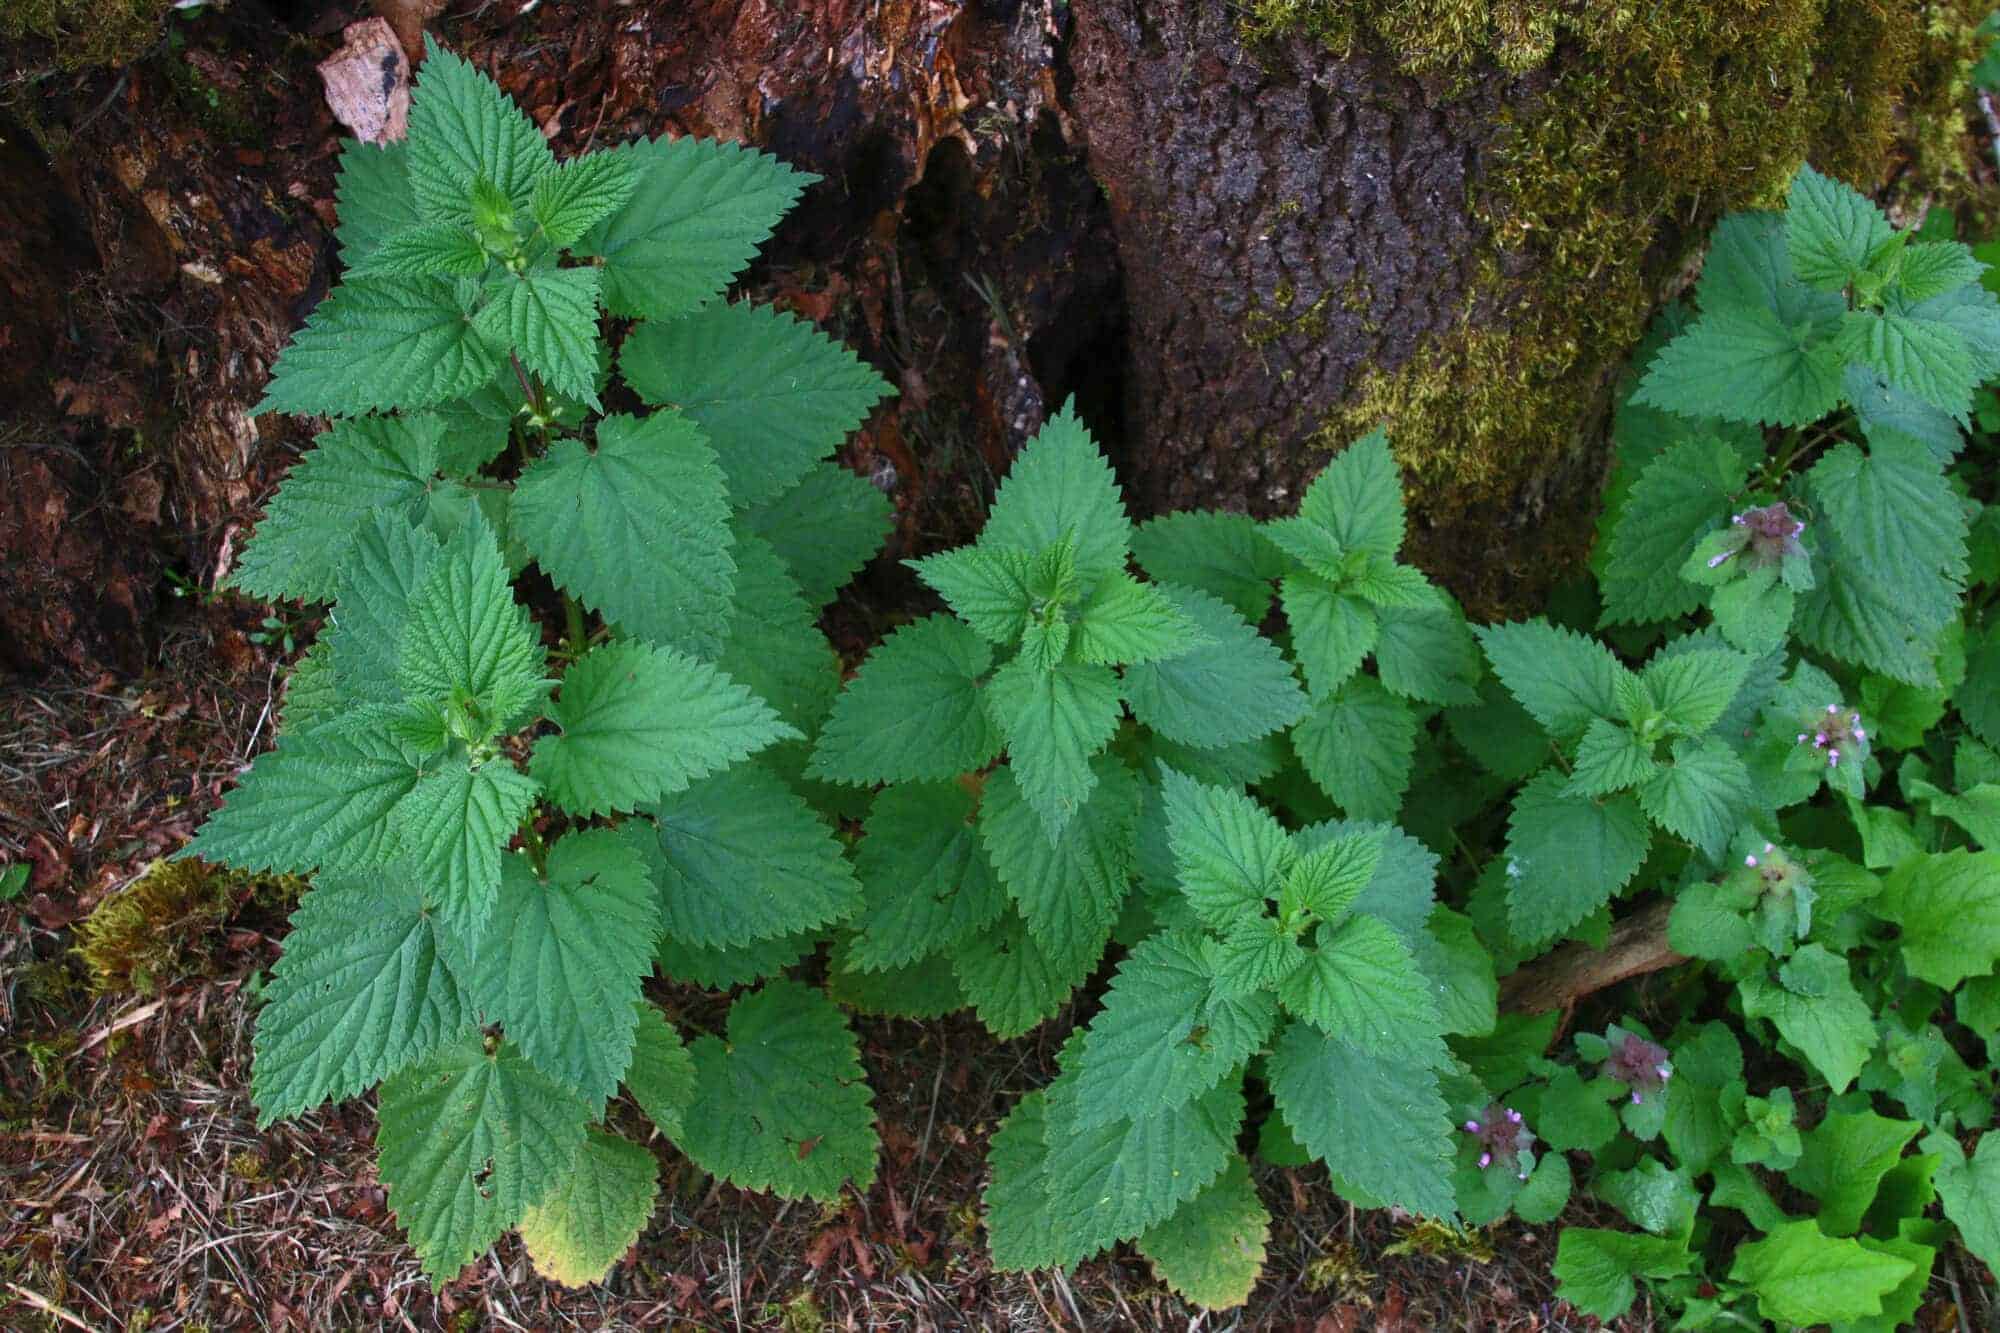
1474, 618, 1627, 744
516, 1129, 658, 1287
1531, 1066, 1621, 1153
250, 872, 472, 1125
1597, 1158, 1699, 1237
1599, 432, 1745, 626
1277, 915, 1439, 1056
1071, 573, 1204, 665
1837, 310, 1979, 418
1503, 769, 1651, 944
1788, 1110, 1920, 1236
738, 461, 892, 609
1662, 1023, 1744, 1175
576, 135, 811, 320
907, 543, 1035, 645
1643, 648, 1751, 735
471, 266, 603, 408
278, 641, 338, 737
457, 833, 659, 1109
376, 1034, 590, 1283
626, 760, 861, 951
1123, 583, 1309, 748
227, 416, 442, 603
1786, 163, 1893, 292
395, 510, 548, 729
653, 929, 814, 991
826, 943, 965, 1019
181, 720, 426, 877
1410, 905, 1497, 1038
625, 1003, 695, 1141
1636, 738, 1754, 862
347, 222, 489, 277
327, 517, 443, 706
1730, 1219, 1914, 1327
1130, 510, 1287, 622
984, 656, 1122, 842
1041, 1065, 1245, 1260
1696, 209, 1843, 328
620, 299, 892, 507
1739, 945, 1876, 1093
388, 756, 539, 934
1876, 848, 2000, 988
981, 404, 1131, 593
678, 979, 879, 1201
1298, 817, 1439, 944
1298, 428, 1406, 557
713, 530, 840, 734
1344, 556, 1441, 611
513, 410, 735, 659
846, 781, 1006, 971
1073, 932, 1277, 1127
1134, 1157, 1269, 1311
1633, 304, 1846, 427
980, 757, 1139, 962
1930, 1129, 2000, 1270
983, 1091, 1070, 1271
1552, 1228, 1693, 1321
1292, 677, 1415, 821
1563, 717, 1657, 797
530, 639, 795, 817
1159, 767, 1293, 932
405, 40, 555, 221
255, 275, 500, 417
1445, 677, 1551, 781
807, 614, 1002, 784
1281, 574, 1378, 698
1268, 1023, 1455, 1218
952, 902, 1107, 1038
333, 137, 420, 266
1373, 606, 1481, 706
1281, 831, 1382, 924
530, 152, 639, 247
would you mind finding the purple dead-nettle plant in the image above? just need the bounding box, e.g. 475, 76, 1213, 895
1463, 1103, 1536, 1180
1603, 1033, 1673, 1106
1707, 501, 1808, 571
1795, 702, 1866, 769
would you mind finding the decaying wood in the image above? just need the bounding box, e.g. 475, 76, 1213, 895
317, 18, 409, 145
1498, 900, 1687, 1018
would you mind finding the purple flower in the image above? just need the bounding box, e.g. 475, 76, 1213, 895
1603, 1034, 1673, 1104
1798, 705, 1866, 771
1463, 1101, 1536, 1179
1709, 502, 1808, 573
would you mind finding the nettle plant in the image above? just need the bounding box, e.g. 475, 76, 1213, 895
186, 42, 900, 1283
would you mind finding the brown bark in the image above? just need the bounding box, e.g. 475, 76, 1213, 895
1498, 900, 1687, 1018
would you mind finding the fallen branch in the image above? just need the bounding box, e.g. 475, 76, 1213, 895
1498, 899, 1686, 1019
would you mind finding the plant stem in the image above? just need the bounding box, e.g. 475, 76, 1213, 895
520, 809, 549, 876
564, 595, 587, 657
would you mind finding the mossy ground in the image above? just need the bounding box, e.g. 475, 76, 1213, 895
1241, 0, 1990, 608
1, 0, 174, 69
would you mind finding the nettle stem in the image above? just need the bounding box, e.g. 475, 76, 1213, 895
519, 809, 549, 877
564, 595, 587, 657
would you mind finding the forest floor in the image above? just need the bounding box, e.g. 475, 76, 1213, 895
0, 605, 1628, 1332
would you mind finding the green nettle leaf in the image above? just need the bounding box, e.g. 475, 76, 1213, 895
620, 299, 893, 508
329, 516, 444, 705
1563, 717, 1657, 798
1302, 818, 1438, 942
952, 902, 1108, 1038
1299, 427, 1407, 557
1598, 433, 1746, 626
983, 1091, 1071, 1271
846, 781, 1006, 971
1643, 648, 1750, 735
1291, 676, 1416, 821
511, 410, 736, 658
250, 873, 471, 1126
1039, 1067, 1245, 1261
347, 221, 490, 277
375, 1034, 591, 1283
1410, 905, 1497, 1038
1282, 831, 1383, 923
1836, 310, 1979, 418
1797, 436, 1967, 685
457, 833, 660, 1110
1268, 1022, 1455, 1218
516, 1129, 659, 1288
737, 461, 893, 609
530, 639, 796, 817
333, 137, 421, 266
1134, 1156, 1269, 1311
1277, 915, 1439, 1056
1876, 849, 2000, 989
980, 757, 1139, 962
907, 543, 1036, 646
984, 656, 1123, 842
1373, 606, 1481, 706
1662, 1023, 1744, 1175
1160, 767, 1294, 931
1729, 1220, 1915, 1328
981, 404, 1133, 593
1634, 304, 1846, 427
827, 944, 966, 1019
1786, 164, 1893, 292
1552, 1228, 1694, 1321
677, 980, 879, 1201
626, 760, 862, 951
1123, 583, 1310, 748
625, 1004, 696, 1141
389, 756, 540, 933
396, 510, 548, 728
529, 152, 639, 248
1475, 619, 1627, 744
1695, 209, 1845, 328
1071, 573, 1205, 665
1787, 1110, 1921, 1237
226, 415, 443, 603
471, 266, 604, 408
1636, 738, 1754, 862
1281, 574, 1379, 698
1072, 933, 1277, 1127
181, 720, 426, 876
279, 641, 339, 736
404, 39, 555, 221
713, 530, 840, 733
255, 275, 500, 417
1503, 769, 1651, 944
808, 614, 1002, 785
1738, 945, 1876, 1093
654, 928, 813, 991
1130, 510, 1288, 623
576, 135, 812, 320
